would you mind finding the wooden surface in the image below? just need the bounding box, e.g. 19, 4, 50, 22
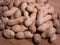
0, 0, 60, 45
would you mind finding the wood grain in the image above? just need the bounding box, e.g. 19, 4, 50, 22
0, 0, 60, 45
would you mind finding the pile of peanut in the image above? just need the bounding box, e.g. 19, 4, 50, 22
0, 0, 59, 45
